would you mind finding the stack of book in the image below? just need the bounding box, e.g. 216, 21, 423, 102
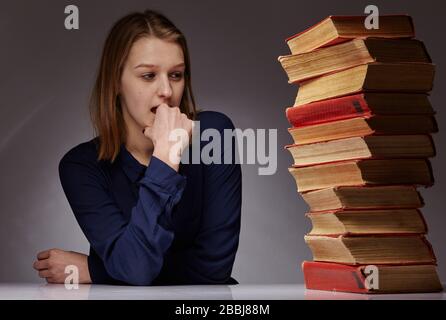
278, 15, 442, 293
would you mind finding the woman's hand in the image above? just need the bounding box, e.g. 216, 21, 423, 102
33, 249, 92, 284
143, 103, 194, 172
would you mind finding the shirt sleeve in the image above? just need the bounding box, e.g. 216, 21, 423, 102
160, 112, 242, 284
59, 154, 186, 285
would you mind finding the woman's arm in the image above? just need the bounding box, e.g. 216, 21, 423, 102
55, 154, 186, 286
33, 105, 192, 286
159, 111, 242, 284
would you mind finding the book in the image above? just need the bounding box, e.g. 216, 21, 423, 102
286, 135, 435, 167
294, 62, 435, 106
286, 93, 434, 128
279, 38, 430, 83
303, 261, 443, 293
288, 115, 437, 145
304, 234, 436, 264
301, 185, 423, 212
307, 208, 427, 235
281, 15, 442, 296
288, 159, 433, 192
286, 15, 415, 55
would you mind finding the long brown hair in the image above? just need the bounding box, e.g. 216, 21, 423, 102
90, 9, 197, 163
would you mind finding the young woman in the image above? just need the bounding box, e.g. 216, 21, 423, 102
32, 10, 242, 286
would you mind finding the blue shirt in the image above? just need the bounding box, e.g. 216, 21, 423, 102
58, 111, 242, 285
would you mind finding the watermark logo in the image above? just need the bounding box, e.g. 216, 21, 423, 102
64, 265, 79, 290
364, 5, 379, 30
168, 121, 278, 175
364, 265, 379, 290
64, 5, 79, 30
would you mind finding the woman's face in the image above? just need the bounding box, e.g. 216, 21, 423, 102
119, 36, 186, 131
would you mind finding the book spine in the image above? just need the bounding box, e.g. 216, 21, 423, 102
425, 158, 436, 187
286, 94, 371, 127
313, 233, 429, 238
305, 207, 424, 216
307, 232, 428, 237
427, 133, 437, 156
303, 261, 439, 293
416, 209, 429, 234
421, 236, 438, 262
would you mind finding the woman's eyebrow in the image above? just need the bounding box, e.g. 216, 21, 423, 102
134, 62, 185, 69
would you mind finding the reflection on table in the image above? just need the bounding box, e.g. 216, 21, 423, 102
0, 283, 444, 300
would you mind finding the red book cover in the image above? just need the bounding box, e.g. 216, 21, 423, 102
286, 93, 437, 129
285, 93, 372, 127
302, 260, 439, 293
303, 260, 371, 293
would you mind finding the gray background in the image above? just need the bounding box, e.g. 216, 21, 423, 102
0, 0, 444, 284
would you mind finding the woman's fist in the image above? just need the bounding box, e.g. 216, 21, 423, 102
33, 248, 92, 284
143, 104, 193, 171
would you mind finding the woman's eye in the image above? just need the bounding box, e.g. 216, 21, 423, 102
170, 72, 184, 80
141, 72, 183, 81
142, 73, 155, 81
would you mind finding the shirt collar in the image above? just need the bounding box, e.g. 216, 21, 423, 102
119, 144, 147, 184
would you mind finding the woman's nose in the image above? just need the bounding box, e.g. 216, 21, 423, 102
157, 75, 173, 98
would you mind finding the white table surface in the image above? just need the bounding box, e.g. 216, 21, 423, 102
0, 283, 444, 300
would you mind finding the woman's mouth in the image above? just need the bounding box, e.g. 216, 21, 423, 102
150, 106, 158, 114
